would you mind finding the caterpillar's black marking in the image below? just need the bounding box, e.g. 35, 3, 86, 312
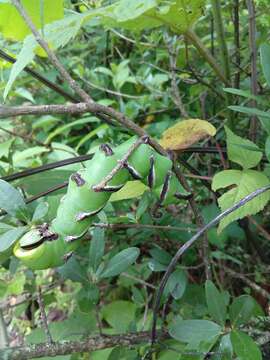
159, 171, 172, 205
124, 162, 142, 180
71, 173, 85, 187
93, 184, 125, 192
174, 192, 193, 200
65, 230, 87, 243
147, 155, 155, 189
75, 205, 105, 221
99, 143, 114, 156
38, 223, 58, 242
63, 251, 73, 262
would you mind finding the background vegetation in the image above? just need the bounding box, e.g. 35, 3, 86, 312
0, 0, 270, 359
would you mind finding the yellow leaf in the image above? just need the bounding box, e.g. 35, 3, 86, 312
159, 119, 216, 150
110, 181, 148, 202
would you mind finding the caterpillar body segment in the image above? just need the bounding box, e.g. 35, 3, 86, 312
14, 136, 186, 270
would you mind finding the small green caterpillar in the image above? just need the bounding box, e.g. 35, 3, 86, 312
14, 136, 186, 270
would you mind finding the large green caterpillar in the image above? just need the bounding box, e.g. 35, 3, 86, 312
14, 136, 186, 270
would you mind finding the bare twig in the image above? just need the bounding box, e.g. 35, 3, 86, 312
0, 331, 167, 360
151, 184, 270, 343
0, 310, 9, 348
92, 136, 147, 192
166, 37, 188, 118
172, 154, 212, 280
37, 287, 53, 344
246, 0, 259, 141
218, 264, 270, 300
233, 0, 241, 89
93, 223, 196, 233
248, 216, 270, 242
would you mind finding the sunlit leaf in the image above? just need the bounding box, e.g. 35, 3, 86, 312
160, 119, 216, 150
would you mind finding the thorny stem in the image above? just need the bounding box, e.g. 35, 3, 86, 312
151, 184, 270, 343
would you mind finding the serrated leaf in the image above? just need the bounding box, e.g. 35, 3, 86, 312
110, 181, 148, 202
169, 319, 221, 347
225, 127, 262, 169
231, 331, 262, 360
0, 180, 28, 220
205, 280, 227, 326
260, 43, 270, 87
212, 169, 270, 232
160, 119, 216, 150
100, 247, 140, 278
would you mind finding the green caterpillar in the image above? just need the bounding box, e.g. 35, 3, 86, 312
14, 136, 186, 270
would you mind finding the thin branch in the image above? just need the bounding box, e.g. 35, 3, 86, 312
166, 37, 188, 118
246, 0, 259, 141
37, 287, 53, 344
233, 0, 241, 89
93, 223, 196, 233
211, 0, 231, 82
1, 154, 92, 182
11, 0, 92, 104
172, 154, 211, 280
0, 310, 9, 348
0, 331, 166, 360
92, 136, 147, 192
185, 29, 230, 86
218, 264, 270, 300
151, 184, 270, 343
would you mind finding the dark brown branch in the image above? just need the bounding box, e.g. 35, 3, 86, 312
0, 331, 166, 360
1, 155, 92, 182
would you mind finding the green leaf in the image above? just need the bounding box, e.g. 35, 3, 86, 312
32, 202, 49, 223
110, 181, 148, 202
166, 269, 187, 300
169, 319, 221, 347
102, 300, 137, 332
223, 88, 265, 104
265, 136, 270, 162
13, 146, 49, 166
228, 105, 270, 119
205, 280, 227, 326
231, 331, 262, 360
0, 179, 28, 220
100, 247, 140, 278
225, 127, 262, 169
212, 169, 270, 232
89, 228, 105, 272
260, 43, 270, 87
45, 117, 98, 144
0, 227, 26, 253
229, 295, 262, 327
